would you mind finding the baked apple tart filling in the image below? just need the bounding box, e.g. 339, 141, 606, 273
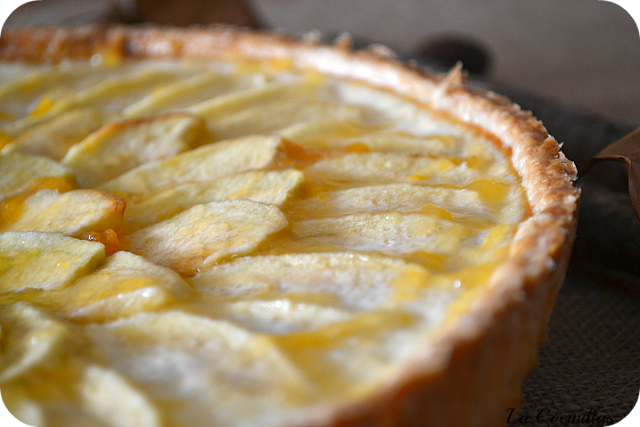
0, 51, 530, 427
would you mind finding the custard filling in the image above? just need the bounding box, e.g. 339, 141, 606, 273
0, 58, 528, 427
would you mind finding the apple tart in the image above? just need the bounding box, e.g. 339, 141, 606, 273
0, 27, 579, 427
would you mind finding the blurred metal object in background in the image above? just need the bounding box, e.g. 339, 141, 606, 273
415, 35, 492, 77
4, 0, 262, 28
123, 0, 261, 27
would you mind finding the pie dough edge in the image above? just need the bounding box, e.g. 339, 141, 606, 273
0, 25, 580, 427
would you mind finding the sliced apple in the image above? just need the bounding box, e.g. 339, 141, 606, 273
124, 199, 288, 274
281, 119, 457, 156
47, 68, 187, 115
99, 135, 283, 197
62, 113, 206, 187
0, 152, 74, 201
0, 231, 105, 293
45, 251, 192, 322
217, 298, 354, 334
190, 252, 430, 311
1, 66, 184, 136
305, 152, 465, 185
80, 365, 160, 427
123, 169, 304, 233
1, 108, 103, 161
208, 100, 363, 140
84, 311, 311, 414
292, 212, 475, 254
290, 183, 496, 221
124, 71, 266, 118
0, 189, 125, 238
0, 303, 78, 382
187, 77, 323, 118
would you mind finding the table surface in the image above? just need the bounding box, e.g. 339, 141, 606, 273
3, 1, 640, 425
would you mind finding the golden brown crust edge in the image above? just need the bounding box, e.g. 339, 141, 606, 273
0, 25, 580, 427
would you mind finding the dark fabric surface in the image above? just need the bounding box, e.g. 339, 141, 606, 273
516, 262, 640, 426
360, 42, 640, 423
403, 47, 640, 424
493, 81, 640, 426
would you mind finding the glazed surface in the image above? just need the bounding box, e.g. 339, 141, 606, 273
0, 54, 529, 427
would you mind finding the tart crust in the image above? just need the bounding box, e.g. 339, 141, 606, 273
0, 26, 580, 427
